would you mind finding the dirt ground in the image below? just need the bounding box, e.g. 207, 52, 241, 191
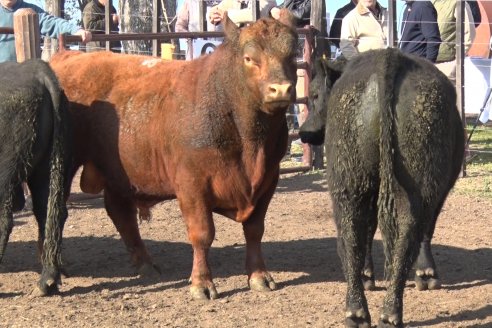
0, 171, 491, 328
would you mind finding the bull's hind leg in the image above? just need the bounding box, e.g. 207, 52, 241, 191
378, 191, 423, 328
177, 196, 218, 300
333, 197, 373, 328
103, 188, 159, 276
243, 182, 277, 292
0, 189, 14, 264
414, 220, 440, 291
28, 160, 65, 296
413, 198, 447, 291
362, 198, 378, 291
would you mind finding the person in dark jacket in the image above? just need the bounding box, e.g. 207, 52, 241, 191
82, 0, 120, 52
399, 0, 441, 63
329, 0, 357, 49
466, 0, 481, 28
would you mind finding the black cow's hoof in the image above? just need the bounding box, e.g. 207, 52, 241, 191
33, 279, 60, 297
415, 269, 440, 291
378, 313, 403, 328
190, 285, 219, 300
345, 307, 371, 328
362, 270, 376, 291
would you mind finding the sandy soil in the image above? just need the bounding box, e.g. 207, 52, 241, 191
0, 171, 491, 328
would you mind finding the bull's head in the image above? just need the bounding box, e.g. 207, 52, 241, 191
299, 57, 345, 145
222, 10, 298, 115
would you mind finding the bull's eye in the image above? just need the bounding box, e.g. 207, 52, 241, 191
243, 54, 258, 67
312, 93, 318, 100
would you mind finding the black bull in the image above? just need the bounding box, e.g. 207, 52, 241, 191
0, 60, 70, 295
299, 49, 464, 328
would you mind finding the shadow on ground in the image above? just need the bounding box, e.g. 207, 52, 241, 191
1, 235, 490, 297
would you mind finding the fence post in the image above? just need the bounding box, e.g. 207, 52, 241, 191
13, 8, 40, 62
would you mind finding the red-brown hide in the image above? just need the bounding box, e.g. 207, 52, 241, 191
50, 12, 298, 299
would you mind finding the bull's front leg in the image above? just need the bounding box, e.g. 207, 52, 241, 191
179, 197, 218, 300
242, 182, 277, 292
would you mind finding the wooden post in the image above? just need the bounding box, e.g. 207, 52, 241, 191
252, 0, 260, 22
152, 0, 161, 57
310, 0, 322, 32
387, 0, 397, 47
106, 0, 112, 51
13, 8, 40, 62
456, 0, 466, 176
198, 0, 206, 32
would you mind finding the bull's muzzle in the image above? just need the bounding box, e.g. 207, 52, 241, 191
264, 82, 293, 103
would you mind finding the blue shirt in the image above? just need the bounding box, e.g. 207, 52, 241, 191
0, 0, 81, 62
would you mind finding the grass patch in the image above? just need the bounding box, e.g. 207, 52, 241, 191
282, 124, 492, 199
454, 124, 492, 198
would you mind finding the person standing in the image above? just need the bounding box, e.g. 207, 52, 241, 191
339, 0, 388, 60
432, 0, 475, 80
0, 0, 91, 62
329, 0, 357, 49
82, 0, 120, 52
399, 0, 441, 63
175, 0, 222, 59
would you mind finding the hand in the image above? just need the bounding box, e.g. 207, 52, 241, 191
209, 8, 224, 25
74, 29, 92, 43
112, 14, 119, 25
270, 7, 280, 20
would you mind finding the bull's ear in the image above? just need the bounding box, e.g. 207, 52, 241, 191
223, 11, 240, 46
276, 8, 297, 29
324, 58, 345, 84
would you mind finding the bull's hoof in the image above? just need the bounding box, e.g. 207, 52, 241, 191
415, 269, 440, 291
378, 313, 403, 328
249, 274, 276, 292
32, 278, 60, 297
361, 270, 375, 291
345, 307, 371, 328
190, 285, 219, 300
137, 262, 162, 278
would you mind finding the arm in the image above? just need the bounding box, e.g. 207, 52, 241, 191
219, 0, 276, 25
37, 10, 81, 37
420, 4, 441, 62
175, 1, 190, 32
340, 14, 359, 60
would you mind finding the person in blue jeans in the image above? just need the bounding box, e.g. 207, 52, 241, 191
399, 0, 441, 63
0, 0, 91, 62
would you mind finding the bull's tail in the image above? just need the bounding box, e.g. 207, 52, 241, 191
37, 62, 69, 284
376, 49, 401, 279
